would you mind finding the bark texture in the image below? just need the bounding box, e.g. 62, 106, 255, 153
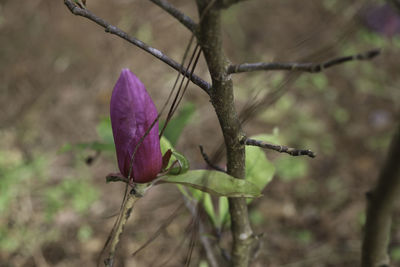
195, 1, 255, 266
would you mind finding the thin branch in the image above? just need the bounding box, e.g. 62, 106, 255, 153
244, 138, 316, 158
64, 0, 211, 95
199, 145, 226, 172
227, 49, 380, 74
104, 186, 145, 267
182, 194, 220, 267
196, 1, 255, 266
149, 0, 197, 33
131, 202, 185, 257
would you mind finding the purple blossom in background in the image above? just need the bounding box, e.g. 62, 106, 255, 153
110, 69, 162, 183
362, 4, 400, 37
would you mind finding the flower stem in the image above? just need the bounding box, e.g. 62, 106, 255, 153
104, 184, 147, 267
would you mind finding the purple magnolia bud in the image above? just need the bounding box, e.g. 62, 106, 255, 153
110, 69, 162, 183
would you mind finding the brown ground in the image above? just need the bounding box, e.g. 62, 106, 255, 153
1, 0, 400, 266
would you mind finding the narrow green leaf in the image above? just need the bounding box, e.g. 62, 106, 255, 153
163, 103, 196, 146
218, 196, 229, 228
161, 170, 261, 198
202, 193, 217, 226
96, 117, 114, 144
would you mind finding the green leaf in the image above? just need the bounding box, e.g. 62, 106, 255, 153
218, 196, 229, 228
168, 151, 190, 175
163, 103, 196, 146
246, 134, 276, 192
160, 135, 173, 155
160, 136, 189, 175
202, 193, 217, 226
96, 117, 114, 144
60, 117, 115, 153
161, 170, 261, 198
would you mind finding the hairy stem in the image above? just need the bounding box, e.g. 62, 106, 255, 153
195, 1, 255, 266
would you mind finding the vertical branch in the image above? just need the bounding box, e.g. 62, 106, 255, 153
362, 123, 400, 267
103, 185, 146, 267
195, 1, 255, 267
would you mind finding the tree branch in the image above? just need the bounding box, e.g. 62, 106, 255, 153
196, 1, 256, 266
104, 185, 145, 267
362, 123, 400, 267
149, 0, 197, 33
244, 138, 316, 158
64, 0, 211, 95
227, 49, 380, 74
199, 145, 226, 172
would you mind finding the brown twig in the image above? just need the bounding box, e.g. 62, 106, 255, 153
227, 49, 380, 74
199, 145, 226, 172
244, 138, 316, 158
63, 0, 211, 95
149, 0, 197, 33
182, 193, 220, 267
131, 202, 185, 257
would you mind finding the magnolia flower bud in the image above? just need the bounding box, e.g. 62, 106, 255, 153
110, 69, 162, 183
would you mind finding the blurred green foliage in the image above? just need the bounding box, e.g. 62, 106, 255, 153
162, 102, 196, 147
43, 177, 98, 220
77, 224, 93, 242
60, 116, 115, 153
0, 148, 99, 254
275, 157, 309, 182
391, 246, 400, 263
249, 210, 265, 226
293, 229, 313, 244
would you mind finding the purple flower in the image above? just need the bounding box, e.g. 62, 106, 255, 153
110, 69, 162, 183
362, 4, 400, 37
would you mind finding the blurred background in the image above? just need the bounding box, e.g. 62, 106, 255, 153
1, 0, 400, 266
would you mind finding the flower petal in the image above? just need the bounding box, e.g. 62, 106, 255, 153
110, 69, 162, 183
